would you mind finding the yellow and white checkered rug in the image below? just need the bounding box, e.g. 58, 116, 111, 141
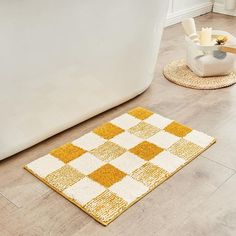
25, 107, 215, 225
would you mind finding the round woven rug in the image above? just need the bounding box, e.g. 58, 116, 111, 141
163, 59, 236, 90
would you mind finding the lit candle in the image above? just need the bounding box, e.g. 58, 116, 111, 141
200, 27, 212, 46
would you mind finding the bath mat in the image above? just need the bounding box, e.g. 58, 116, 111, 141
163, 59, 236, 89
25, 107, 215, 225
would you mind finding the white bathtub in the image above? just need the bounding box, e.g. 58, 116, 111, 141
0, 0, 169, 160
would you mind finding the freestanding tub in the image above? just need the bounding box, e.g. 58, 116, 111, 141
0, 0, 169, 160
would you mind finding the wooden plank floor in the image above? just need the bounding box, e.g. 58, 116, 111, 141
1, 13, 236, 236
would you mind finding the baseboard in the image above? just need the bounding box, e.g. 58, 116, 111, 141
213, 2, 236, 16
165, 2, 213, 27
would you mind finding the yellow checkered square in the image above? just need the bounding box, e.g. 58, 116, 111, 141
84, 190, 128, 225
128, 122, 160, 139
131, 162, 169, 188
50, 143, 86, 163
168, 139, 203, 162
128, 107, 153, 120
89, 164, 126, 187
164, 121, 192, 137
93, 122, 124, 139
45, 165, 84, 191
129, 141, 163, 161
90, 141, 126, 162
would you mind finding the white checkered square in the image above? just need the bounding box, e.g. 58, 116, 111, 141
109, 176, 148, 204
26, 154, 64, 178
145, 113, 173, 129
110, 132, 142, 149
68, 153, 105, 175
184, 130, 215, 148
63, 177, 105, 206
110, 114, 140, 129
110, 152, 146, 174
150, 151, 185, 173
148, 130, 180, 149
72, 132, 106, 151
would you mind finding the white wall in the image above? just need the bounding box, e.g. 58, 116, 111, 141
213, 0, 236, 16
166, 0, 213, 26
173, 0, 211, 12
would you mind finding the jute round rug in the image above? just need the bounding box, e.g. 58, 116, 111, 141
163, 59, 236, 90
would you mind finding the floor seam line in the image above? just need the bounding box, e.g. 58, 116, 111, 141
208, 172, 236, 198
181, 172, 236, 222
200, 155, 236, 172
0, 192, 19, 208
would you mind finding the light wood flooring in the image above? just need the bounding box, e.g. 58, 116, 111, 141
1, 13, 236, 236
